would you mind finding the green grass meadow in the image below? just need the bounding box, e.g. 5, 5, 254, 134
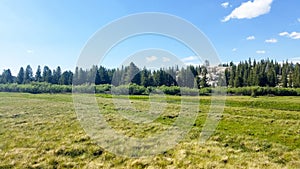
0, 92, 299, 168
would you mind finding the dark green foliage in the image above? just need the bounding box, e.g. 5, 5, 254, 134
0, 82, 71, 93
293, 63, 300, 87
24, 65, 33, 84
17, 67, 25, 84
157, 85, 180, 95
1, 59, 300, 95
227, 87, 300, 96
59, 71, 73, 85
111, 83, 146, 95
35, 65, 42, 82
52, 66, 62, 84
42, 66, 52, 83
225, 59, 300, 88
1, 69, 13, 84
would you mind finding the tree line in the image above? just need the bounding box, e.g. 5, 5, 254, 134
0, 59, 299, 88
224, 59, 300, 88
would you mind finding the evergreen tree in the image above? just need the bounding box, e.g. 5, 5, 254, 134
125, 62, 140, 85
234, 65, 243, 87
200, 67, 209, 88
59, 71, 73, 85
1, 69, 13, 83
281, 64, 288, 87
35, 65, 42, 82
266, 65, 276, 87
42, 66, 52, 83
194, 76, 200, 89
99, 66, 109, 84
73, 67, 79, 85
229, 65, 236, 87
95, 69, 101, 85
140, 68, 150, 87
78, 68, 87, 85
293, 63, 300, 87
52, 66, 62, 84
288, 72, 293, 88
24, 65, 33, 83
17, 67, 25, 84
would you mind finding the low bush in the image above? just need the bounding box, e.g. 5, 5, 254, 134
0, 83, 299, 96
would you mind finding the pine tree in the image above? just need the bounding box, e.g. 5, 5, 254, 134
266, 67, 276, 87
194, 76, 200, 89
59, 71, 73, 85
17, 67, 25, 84
35, 65, 42, 82
78, 68, 87, 85
52, 66, 62, 84
293, 63, 300, 87
95, 69, 101, 85
200, 67, 209, 88
42, 66, 52, 83
288, 72, 293, 88
98, 66, 109, 84
24, 65, 33, 84
140, 68, 150, 87
229, 65, 236, 87
125, 62, 140, 85
1, 69, 13, 83
281, 64, 288, 87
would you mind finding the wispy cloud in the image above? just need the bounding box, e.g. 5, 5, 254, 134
221, 2, 229, 8
181, 56, 201, 66
162, 57, 170, 62
256, 50, 266, 54
146, 55, 157, 62
181, 56, 198, 62
222, 0, 273, 22
265, 38, 277, 43
246, 36, 255, 40
184, 62, 201, 67
26, 49, 34, 54
298, 18, 300, 23
279, 31, 300, 40
279, 32, 289, 36
232, 48, 237, 52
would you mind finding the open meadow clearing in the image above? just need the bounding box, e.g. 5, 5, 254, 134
0, 92, 299, 168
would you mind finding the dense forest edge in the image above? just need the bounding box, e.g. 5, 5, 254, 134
0, 58, 299, 96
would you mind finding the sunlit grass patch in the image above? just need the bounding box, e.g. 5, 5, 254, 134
0, 92, 299, 168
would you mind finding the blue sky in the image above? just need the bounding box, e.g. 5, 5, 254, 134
1, 0, 300, 75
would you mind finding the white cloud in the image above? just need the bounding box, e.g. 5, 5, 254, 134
184, 62, 201, 67
232, 48, 237, 52
222, 0, 273, 22
279, 31, 300, 40
265, 38, 277, 43
246, 36, 255, 40
256, 50, 266, 54
162, 57, 170, 62
26, 49, 34, 54
298, 18, 300, 23
279, 32, 289, 36
290, 32, 300, 39
181, 56, 198, 62
181, 56, 201, 66
221, 2, 229, 8
146, 55, 157, 62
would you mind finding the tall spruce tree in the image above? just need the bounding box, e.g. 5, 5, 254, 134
17, 67, 25, 84
35, 65, 42, 82
24, 65, 33, 84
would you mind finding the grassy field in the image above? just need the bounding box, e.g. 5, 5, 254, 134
0, 92, 299, 168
